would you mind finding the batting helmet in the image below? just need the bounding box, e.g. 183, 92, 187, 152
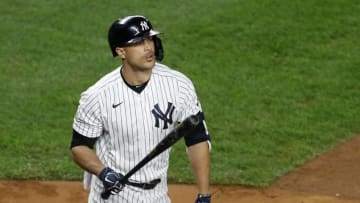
108, 15, 164, 61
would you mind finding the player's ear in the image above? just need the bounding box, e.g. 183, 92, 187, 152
115, 47, 126, 59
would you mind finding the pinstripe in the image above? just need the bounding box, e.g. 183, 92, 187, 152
73, 63, 202, 203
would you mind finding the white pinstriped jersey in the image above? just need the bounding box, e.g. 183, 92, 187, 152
73, 63, 205, 203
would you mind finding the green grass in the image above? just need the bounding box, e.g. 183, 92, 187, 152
1, 0, 360, 186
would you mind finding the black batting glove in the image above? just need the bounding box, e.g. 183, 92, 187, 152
98, 167, 125, 195
195, 193, 211, 203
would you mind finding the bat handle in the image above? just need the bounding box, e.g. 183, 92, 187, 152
101, 177, 128, 199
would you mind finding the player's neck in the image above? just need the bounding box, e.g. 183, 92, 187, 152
121, 65, 152, 86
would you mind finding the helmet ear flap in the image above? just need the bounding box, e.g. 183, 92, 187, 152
153, 36, 164, 61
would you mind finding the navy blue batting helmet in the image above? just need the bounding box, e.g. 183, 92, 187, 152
108, 15, 164, 61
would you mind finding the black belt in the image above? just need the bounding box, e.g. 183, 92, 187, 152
126, 179, 161, 190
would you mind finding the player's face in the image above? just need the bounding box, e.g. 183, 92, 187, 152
118, 37, 156, 71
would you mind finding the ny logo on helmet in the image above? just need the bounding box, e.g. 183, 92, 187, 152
140, 21, 150, 31
151, 102, 175, 129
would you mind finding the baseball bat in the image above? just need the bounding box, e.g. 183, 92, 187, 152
101, 114, 200, 199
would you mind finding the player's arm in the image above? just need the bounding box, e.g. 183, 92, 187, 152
178, 77, 211, 201
188, 141, 210, 194
70, 130, 105, 175
71, 130, 125, 196
184, 112, 211, 200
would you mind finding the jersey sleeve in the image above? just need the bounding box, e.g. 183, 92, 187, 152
178, 79, 202, 121
72, 91, 103, 138
178, 77, 211, 147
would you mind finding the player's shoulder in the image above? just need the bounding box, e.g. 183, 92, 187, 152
153, 63, 193, 85
81, 67, 121, 96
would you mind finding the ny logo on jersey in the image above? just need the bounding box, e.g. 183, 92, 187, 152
151, 102, 175, 129
140, 21, 150, 31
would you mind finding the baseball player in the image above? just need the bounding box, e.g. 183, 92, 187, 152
70, 15, 211, 203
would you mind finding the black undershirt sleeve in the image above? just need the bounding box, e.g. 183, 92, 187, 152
70, 129, 98, 149
184, 112, 211, 147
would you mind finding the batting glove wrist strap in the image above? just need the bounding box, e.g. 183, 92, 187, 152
98, 167, 125, 194
195, 193, 211, 203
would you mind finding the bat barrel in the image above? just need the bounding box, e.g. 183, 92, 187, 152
183, 114, 200, 128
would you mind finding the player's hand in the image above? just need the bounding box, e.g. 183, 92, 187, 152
194, 193, 211, 203
98, 167, 125, 195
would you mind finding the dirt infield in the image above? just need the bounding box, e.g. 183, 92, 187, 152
1, 135, 360, 203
